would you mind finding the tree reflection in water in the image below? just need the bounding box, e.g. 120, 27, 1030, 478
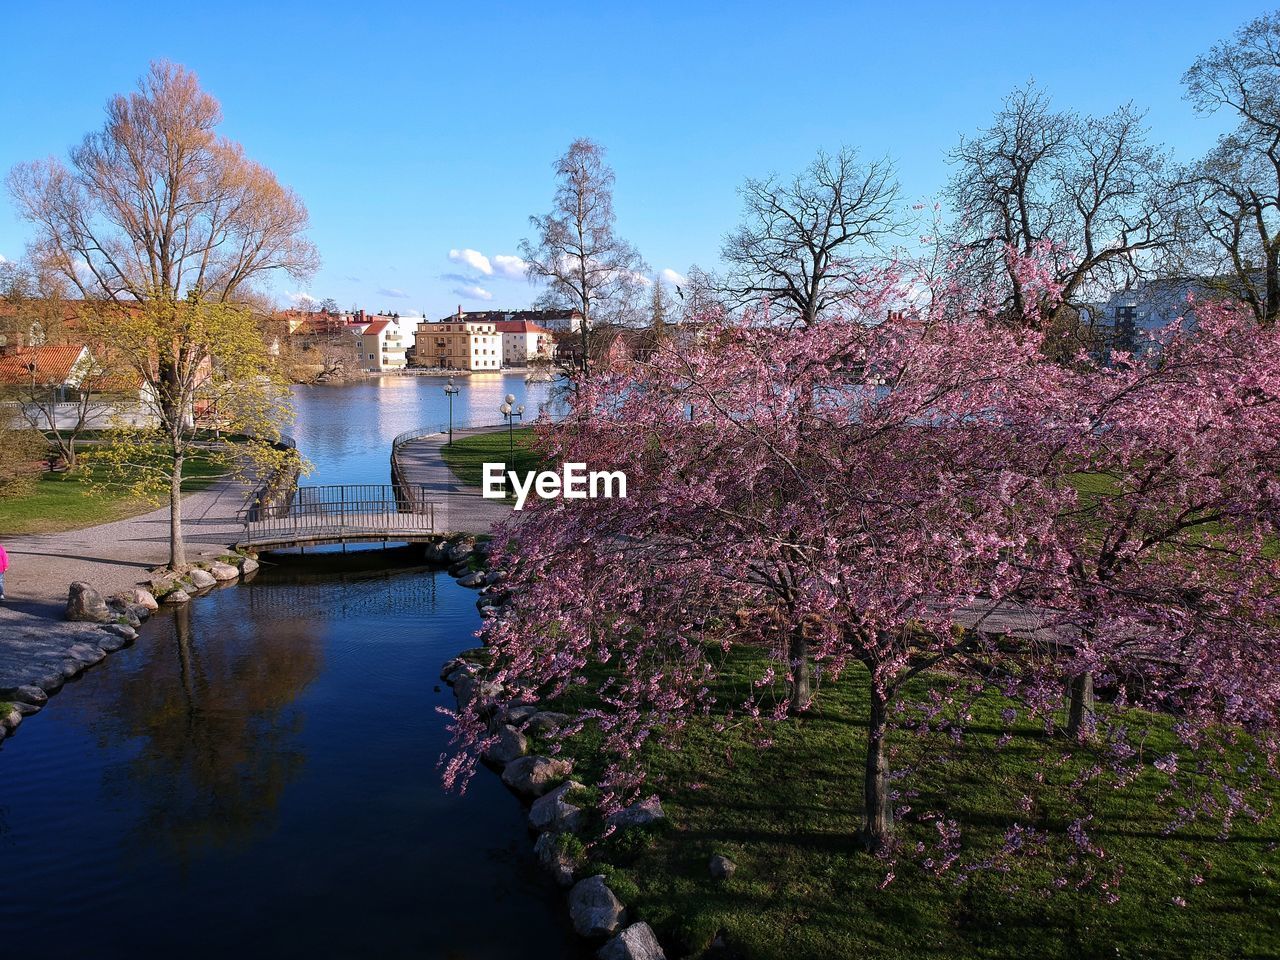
101, 592, 323, 861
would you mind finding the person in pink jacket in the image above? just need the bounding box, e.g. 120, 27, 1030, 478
0, 543, 8, 601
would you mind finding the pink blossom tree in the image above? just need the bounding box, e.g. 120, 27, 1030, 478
444, 282, 1280, 868
1044, 300, 1280, 747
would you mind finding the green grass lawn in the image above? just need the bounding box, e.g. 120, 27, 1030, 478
525, 648, 1279, 960
0, 455, 226, 536
439, 427, 542, 489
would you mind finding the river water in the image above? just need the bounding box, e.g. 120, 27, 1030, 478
0, 373, 582, 958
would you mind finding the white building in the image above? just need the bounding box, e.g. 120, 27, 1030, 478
1087, 279, 1206, 358
494, 319, 555, 367
358, 318, 409, 372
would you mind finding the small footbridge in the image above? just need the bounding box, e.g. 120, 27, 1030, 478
236, 484, 439, 551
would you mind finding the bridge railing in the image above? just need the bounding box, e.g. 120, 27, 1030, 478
238, 483, 437, 547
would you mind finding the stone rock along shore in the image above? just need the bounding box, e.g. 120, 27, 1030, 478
0, 555, 260, 747
439, 536, 670, 960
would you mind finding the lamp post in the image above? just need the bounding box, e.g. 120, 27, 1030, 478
499, 392, 526, 462
443, 376, 460, 446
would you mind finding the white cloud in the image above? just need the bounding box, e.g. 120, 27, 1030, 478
449, 248, 492, 275
452, 284, 493, 301
378, 286, 410, 299
492, 254, 529, 280
661, 268, 688, 288
288, 291, 317, 307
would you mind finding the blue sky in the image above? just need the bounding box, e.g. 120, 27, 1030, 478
0, 1, 1267, 318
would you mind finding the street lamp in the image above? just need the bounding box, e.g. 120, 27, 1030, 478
443, 376, 460, 446
499, 392, 525, 462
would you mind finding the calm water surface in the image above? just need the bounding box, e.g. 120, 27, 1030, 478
292, 373, 556, 484
0, 377, 581, 958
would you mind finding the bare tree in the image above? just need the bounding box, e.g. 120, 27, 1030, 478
7, 60, 314, 568
649, 274, 671, 339
519, 139, 647, 382
0, 257, 73, 347
8, 61, 317, 309
673, 263, 725, 324
1178, 12, 1280, 323
947, 83, 1175, 334
721, 146, 904, 326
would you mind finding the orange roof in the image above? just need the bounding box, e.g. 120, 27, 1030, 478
492, 320, 552, 335
362, 319, 393, 336
0, 343, 89, 386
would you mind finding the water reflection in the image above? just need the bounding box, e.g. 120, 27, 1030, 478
291, 374, 556, 485
0, 562, 579, 958
100, 596, 321, 862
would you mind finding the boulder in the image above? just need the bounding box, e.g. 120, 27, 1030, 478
709, 854, 736, 881
448, 561, 472, 578
529, 780, 585, 833
108, 603, 142, 628
422, 540, 451, 564
2, 707, 23, 732
10, 685, 48, 707
98, 630, 132, 653
457, 570, 486, 589
534, 831, 579, 887
101, 623, 138, 641
607, 796, 665, 831
504, 704, 539, 725
483, 724, 529, 766
454, 674, 503, 708
186, 568, 217, 590
68, 642, 107, 665
66, 582, 112, 623
125, 587, 159, 611
206, 561, 240, 582
148, 573, 178, 593
479, 605, 500, 619
526, 711, 571, 737
163, 588, 191, 604
238, 556, 260, 575
444, 659, 480, 681
445, 538, 476, 564
125, 602, 152, 622
483, 569, 506, 586
501, 755, 572, 799
568, 875, 626, 938
598, 923, 666, 960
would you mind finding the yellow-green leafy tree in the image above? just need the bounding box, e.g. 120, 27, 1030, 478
83, 297, 299, 569
6, 60, 316, 568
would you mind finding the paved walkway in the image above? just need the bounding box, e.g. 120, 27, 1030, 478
393, 425, 514, 535
1, 478, 248, 617
0, 478, 251, 707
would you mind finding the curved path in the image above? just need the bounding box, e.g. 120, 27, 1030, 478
2, 478, 248, 617
393, 424, 514, 534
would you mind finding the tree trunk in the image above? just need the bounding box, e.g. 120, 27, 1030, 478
862, 686, 893, 851
1066, 670, 1095, 738
169, 452, 186, 571
788, 629, 811, 712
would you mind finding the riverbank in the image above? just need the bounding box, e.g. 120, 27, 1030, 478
0, 476, 248, 615
448, 574, 1280, 960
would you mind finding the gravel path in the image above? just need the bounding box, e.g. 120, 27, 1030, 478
0, 478, 248, 618
393, 425, 514, 534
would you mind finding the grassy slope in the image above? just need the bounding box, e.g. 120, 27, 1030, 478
0, 456, 225, 536
439, 427, 541, 489
538, 649, 1279, 960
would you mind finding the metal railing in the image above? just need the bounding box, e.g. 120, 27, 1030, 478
239, 483, 437, 547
